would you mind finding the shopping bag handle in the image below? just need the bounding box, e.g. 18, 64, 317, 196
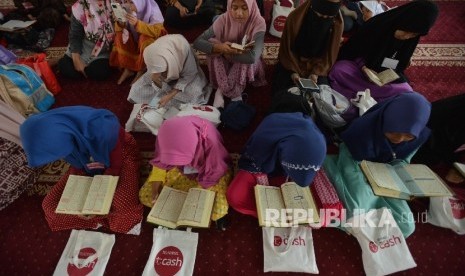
270, 226, 300, 254
71, 231, 108, 269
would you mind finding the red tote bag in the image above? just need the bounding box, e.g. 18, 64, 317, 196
17, 53, 61, 95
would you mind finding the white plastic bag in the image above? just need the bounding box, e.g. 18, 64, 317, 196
269, 0, 295, 38
262, 226, 318, 273
177, 104, 221, 126
53, 230, 115, 276
350, 89, 378, 116
428, 196, 465, 235
142, 228, 199, 276
346, 208, 416, 276
125, 104, 152, 133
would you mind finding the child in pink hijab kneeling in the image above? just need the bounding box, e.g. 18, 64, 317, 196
139, 115, 232, 230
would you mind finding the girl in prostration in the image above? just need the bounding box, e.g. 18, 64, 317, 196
58, 0, 115, 80
110, 0, 167, 85
139, 116, 232, 230
329, 0, 439, 122
227, 112, 327, 216
128, 34, 211, 109
193, 0, 267, 108
272, 0, 343, 93
20, 106, 143, 235
324, 92, 432, 237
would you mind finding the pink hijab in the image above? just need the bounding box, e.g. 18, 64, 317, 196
151, 116, 230, 188
212, 0, 266, 43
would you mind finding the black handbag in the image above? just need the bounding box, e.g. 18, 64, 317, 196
220, 100, 256, 130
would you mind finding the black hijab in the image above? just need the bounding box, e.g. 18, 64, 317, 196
293, 0, 341, 59
338, 0, 439, 73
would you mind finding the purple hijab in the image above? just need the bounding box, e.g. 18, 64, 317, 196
341, 92, 432, 162
131, 0, 164, 24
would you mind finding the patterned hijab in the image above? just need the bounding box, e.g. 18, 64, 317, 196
341, 92, 432, 162
20, 106, 120, 172
72, 0, 115, 57
239, 112, 326, 187
143, 34, 191, 81
151, 116, 230, 188
212, 0, 266, 43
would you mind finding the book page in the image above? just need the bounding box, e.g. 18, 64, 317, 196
0, 20, 36, 31
177, 188, 215, 228
147, 186, 187, 229
81, 175, 119, 215
364, 68, 383, 86
55, 175, 93, 215
281, 182, 320, 224
254, 185, 286, 227
402, 164, 452, 197
377, 69, 400, 85
362, 161, 409, 193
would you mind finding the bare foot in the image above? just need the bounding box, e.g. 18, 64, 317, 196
117, 68, 135, 85
445, 168, 465, 184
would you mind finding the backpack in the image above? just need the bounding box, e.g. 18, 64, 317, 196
0, 64, 55, 116
311, 85, 349, 129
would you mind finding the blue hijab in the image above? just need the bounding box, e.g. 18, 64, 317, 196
239, 112, 327, 187
20, 106, 120, 171
341, 92, 431, 162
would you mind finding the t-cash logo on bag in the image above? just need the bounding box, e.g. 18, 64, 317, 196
154, 246, 184, 276
273, 16, 287, 33
449, 198, 465, 219
368, 235, 402, 253
273, 234, 306, 247
67, 248, 97, 276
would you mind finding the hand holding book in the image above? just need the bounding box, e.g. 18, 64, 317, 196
362, 66, 400, 86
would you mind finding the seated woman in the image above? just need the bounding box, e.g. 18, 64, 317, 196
58, 0, 115, 80
329, 0, 439, 122
272, 0, 343, 93
20, 106, 144, 235
110, 0, 167, 85
227, 112, 327, 217
412, 93, 465, 185
341, 0, 388, 33
139, 115, 232, 230
193, 0, 267, 108
324, 92, 431, 237
163, 0, 216, 28
128, 34, 211, 108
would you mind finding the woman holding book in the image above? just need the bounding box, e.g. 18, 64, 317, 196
19, 106, 144, 235
272, 0, 343, 94
128, 34, 211, 109
329, 0, 439, 122
139, 115, 232, 230
324, 92, 432, 237
193, 0, 267, 108
57, 0, 115, 80
227, 112, 327, 217
109, 0, 167, 85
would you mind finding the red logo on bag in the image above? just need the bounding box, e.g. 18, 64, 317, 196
193, 106, 213, 112
154, 246, 183, 276
273, 16, 287, 32
274, 236, 282, 246
369, 241, 378, 253
67, 247, 97, 276
449, 198, 465, 219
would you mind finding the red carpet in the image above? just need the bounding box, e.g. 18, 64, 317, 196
1, 1, 465, 275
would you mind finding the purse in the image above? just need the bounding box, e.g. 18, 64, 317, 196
220, 100, 256, 130
269, 0, 295, 38
311, 84, 349, 129
17, 53, 61, 95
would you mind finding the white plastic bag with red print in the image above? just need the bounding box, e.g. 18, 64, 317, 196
346, 208, 416, 276
262, 226, 318, 273
269, 0, 295, 38
53, 230, 115, 276
142, 228, 198, 276
428, 196, 465, 235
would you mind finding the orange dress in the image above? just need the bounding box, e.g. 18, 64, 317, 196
110, 21, 167, 72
